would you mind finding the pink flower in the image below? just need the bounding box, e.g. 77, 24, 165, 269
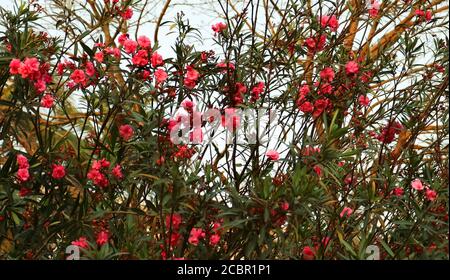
111, 47, 121, 59
24, 57, 40, 71
151, 52, 164, 67
212, 221, 222, 232
317, 83, 333, 95
280, 201, 289, 211
313, 165, 322, 177
251, 82, 265, 101
137, 35, 151, 48
299, 84, 310, 97
121, 7, 133, 20
212, 22, 227, 33
184, 78, 196, 89
425, 189, 437, 201
299, 101, 314, 113
345, 61, 359, 75
415, 9, 425, 17
181, 99, 195, 111
92, 158, 110, 170
84, 62, 95, 77
72, 237, 89, 249
184, 66, 199, 89
40, 94, 54, 108
123, 39, 137, 54
34, 80, 47, 93
118, 33, 129, 45
19, 57, 40, 78
233, 82, 247, 104
87, 169, 109, 188
131, 50, 148, 66
411, 179, 424, 191
70, 69, 86, 85
344, 176, 353, 185
166, 213, 182, 231
266, 150, 280, 161
369, 0, 380, 17
154, 68, 168, 84
51, 164, 66, 179
188, 228, 205, 246
209, 234, 221, 246
377, 121, 403, 144
302, 246, 315, 260
17, 168, 30, 182
320, 15, 339, 31
186, 66, 199, 80
217, 61, 235, 72
112, 164, 124, 180
305, 34, 327, 53
313, 98, 331, 118
119, 124, 134, 141
392, 187, 404, 197
320, 67, 335, 82
94, 52, 104, 63
9, 58, 22, 75
358, 95, 370, 106
425, 10, 432, 22
19, 187, 31, 197
57, 63, 65, 75
340, 207, 353, 218
96, 231, 109, 246
369, 8, 379, 17
17, 154, 29, 169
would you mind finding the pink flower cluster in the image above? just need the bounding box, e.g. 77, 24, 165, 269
119, 124, 134, 141
16, 154, 30, 182
188, 221, 222, 247
415, 9, 432, 22
251, 82, 265, 102
411, 179, 438, 201
87, 158, 123, 188
266, 150, 280, 161
9, 57, 52, 93
368, 0, 380, 18
295, 61, 362, 117
71, 230, 109, 252
51, 164, 66, 179
320, 15, 339, 32
184, 66, 200, 89
212, 22, 227, 33
376, 121, 403, 144
305, 34, 327, 53
61, 60, 98, 89
340, 207, 353, 218
105, 0, 133, 20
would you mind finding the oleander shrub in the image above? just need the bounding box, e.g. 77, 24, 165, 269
0, 0, 448, 260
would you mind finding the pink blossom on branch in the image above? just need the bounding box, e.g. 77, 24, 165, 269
411, 179, 424, 191
340, 207, 353, 218
51, 164, 66, 179
320, 15, 339, 31
266, 150, 280, 161
188, 228, 205, 246
212, 22, 227, 33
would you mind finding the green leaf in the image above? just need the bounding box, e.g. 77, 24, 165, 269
379, 240, 395, 258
